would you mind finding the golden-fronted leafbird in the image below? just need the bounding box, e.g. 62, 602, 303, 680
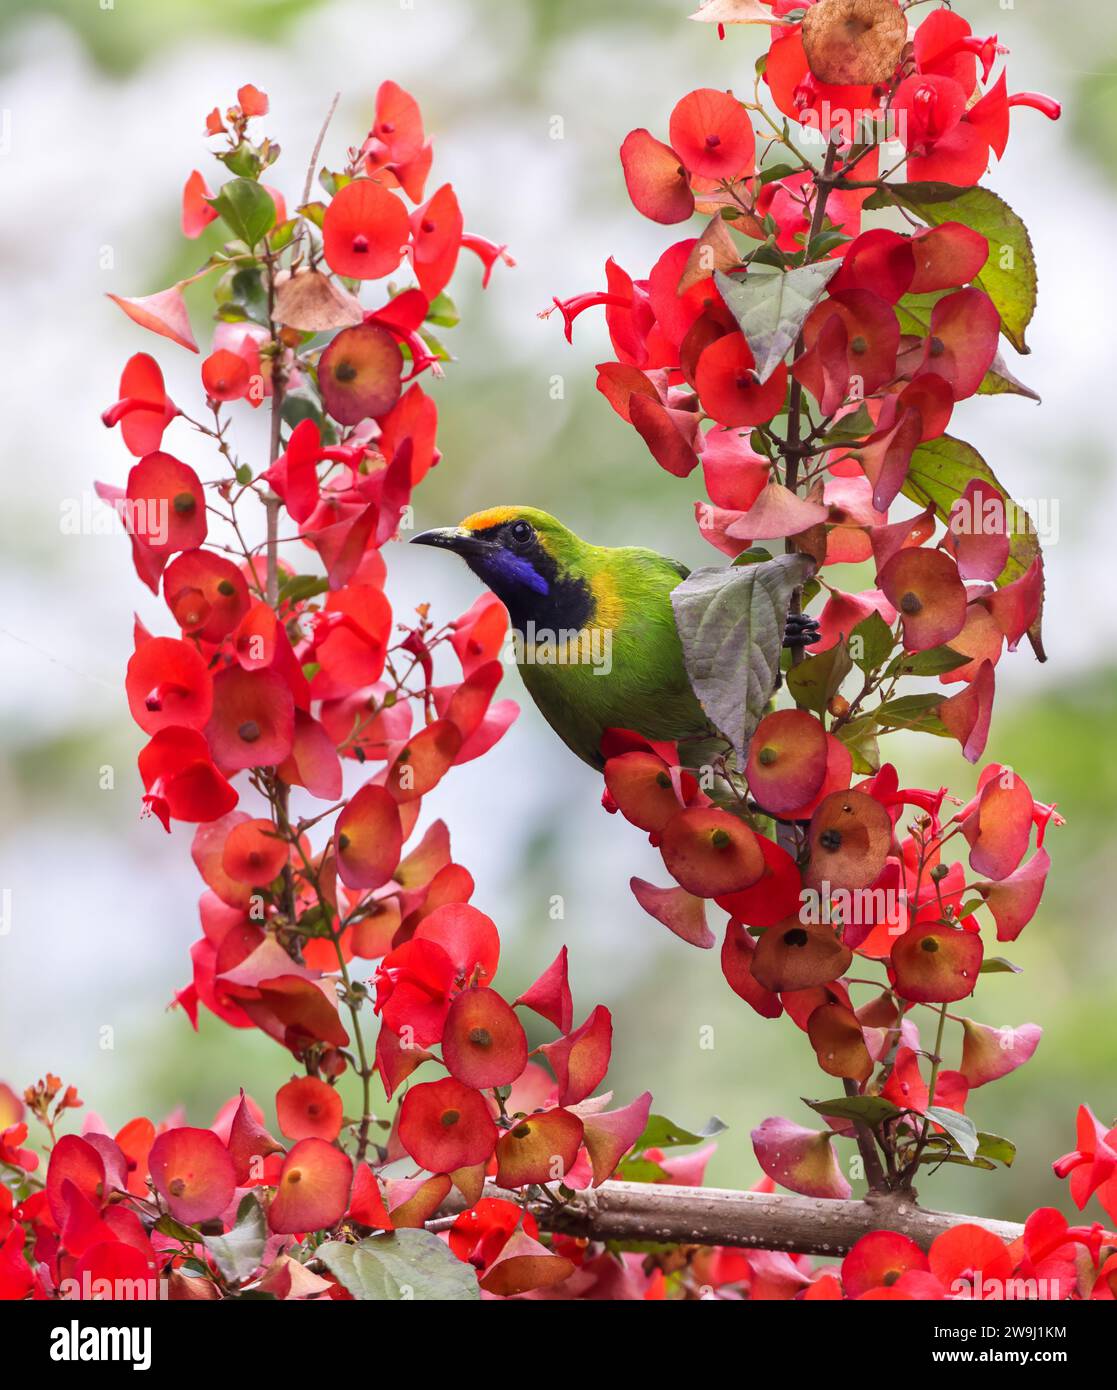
412, 506, 816, 770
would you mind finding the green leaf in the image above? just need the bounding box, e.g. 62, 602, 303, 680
804, 1095, 902, 1127
279, 573, 330, 605
731, 545, 776, 567
211, 178, 277, 249
890, 645, 972, 677
976, 1132, 1017, 1167
925, 1106, 979, 1161
219, 145, 263, 180
715, 261, 841, 383
820, 402, 874, 446
203, 1194, 267, 1285
979, 350, 1041, 404
920, 1151, 997, 1172
317, 1230, 480, 1301
980, 955, 1023, 975
786, 637, 851, 714
902, 434, 1045, 659
850, 611, 895, 674
874, 694, 948, 737
835, 719, 880, 775
216, 265, 270, 327
633, 1114, 728, 1152
758, 161, 799, 185
670, 553, 816, 760
282, 389, 325, 433
425, 291, 460, 328
154, 1214, 202, 1244
867, 182, 1036, 353
615, 1157, 672, 1184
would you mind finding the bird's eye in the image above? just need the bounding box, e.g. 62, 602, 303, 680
508, 520, 534, 547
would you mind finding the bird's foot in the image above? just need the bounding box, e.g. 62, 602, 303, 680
783, 613, 821, 649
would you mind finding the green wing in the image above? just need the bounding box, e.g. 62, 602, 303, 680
516, 545, 713, 768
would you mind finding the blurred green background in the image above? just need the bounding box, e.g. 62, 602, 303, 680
0, 0, 1112, 1232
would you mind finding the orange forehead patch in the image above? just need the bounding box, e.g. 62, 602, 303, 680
460, 506, 518, 533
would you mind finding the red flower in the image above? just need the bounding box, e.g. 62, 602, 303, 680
322, 179, 409, 280
182, 170, 218, 239
148, 1126, 235, 1224
398, 1077, 498, 1173
668, 88, 755, 181
276, 1077, 343, 1143
619, 129, 694, 225
268, 1138, 352, 1234
125, 636, 212, 735
101, 353, 178, 457
410, 183, 463, 299
695, 332, 787, 428
139, 727, 238, 830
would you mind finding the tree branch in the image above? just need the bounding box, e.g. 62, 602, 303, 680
440, 1181, 1023, 1258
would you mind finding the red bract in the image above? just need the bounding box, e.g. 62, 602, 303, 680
414, 903, 501, 987
660, 806, 765, 897
126, 452, 207, 556
205, 665, 295, 771
668, 88, 754, 181
620, 129, 694, 224
495, 1109, 584, 1188
540, 1005, 612, 1106
878, 546, 967, 651
794, 289, 900, 411
513, 947, 574, 1034
125, 636, 212, 735
139, 727, 238, 830
268, 1138, 353, 1234
410, 184, 463, 299
842, 1231, 929, 1298
441, 988, 528, 1089
322, 179, 409, 280
751, 1116, 851, 1200
746, 709, 829, 816
148, 1127, 235, 1224
891, 921, 983, 1003
276, 1077, 343, 1142
398, 1078, 498, 1173
374, 938, 457, 1046
107, 284, 198, 353
163, 549, 251, 642
201, 349, 251, 403
222, 818, 288, 886
629, 879, 714, 950
923, 288, 1000, 400
318, 322, 403, 426
334, 783, 403, 890
695, 332, 788, 427
102, 353, 177, 456
910, 222, 989, 294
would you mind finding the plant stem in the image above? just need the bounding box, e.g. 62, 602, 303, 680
904, 1003, 949, 1186
781, 137, 840, 668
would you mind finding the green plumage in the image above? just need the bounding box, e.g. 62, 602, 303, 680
515, 537, 712, 769
412, 507, 717, 769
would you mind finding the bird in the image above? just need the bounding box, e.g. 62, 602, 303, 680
411, 506, 816, 771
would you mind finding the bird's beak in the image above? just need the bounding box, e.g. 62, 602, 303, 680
410, 526, 494, 558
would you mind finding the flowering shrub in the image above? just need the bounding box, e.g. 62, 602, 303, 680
2, 1, 1113, 1305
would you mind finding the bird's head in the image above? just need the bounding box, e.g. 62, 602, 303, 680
411, 506, 595, 631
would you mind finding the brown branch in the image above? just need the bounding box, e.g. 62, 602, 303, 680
440, 1181, 1023, 1258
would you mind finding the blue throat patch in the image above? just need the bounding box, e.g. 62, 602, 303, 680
485, 548, 550, 595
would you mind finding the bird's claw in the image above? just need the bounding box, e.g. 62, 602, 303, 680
783, 613, 821, 649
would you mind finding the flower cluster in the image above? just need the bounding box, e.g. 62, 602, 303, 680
0, 81, 652, 1302
548, 0, 1066, 1211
